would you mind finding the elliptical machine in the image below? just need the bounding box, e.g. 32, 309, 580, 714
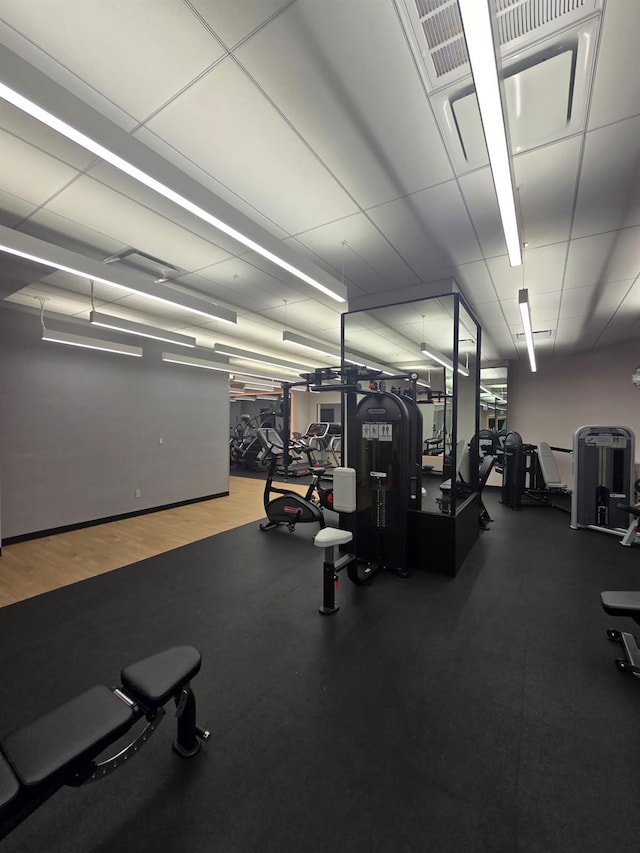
257, 428, 329, 533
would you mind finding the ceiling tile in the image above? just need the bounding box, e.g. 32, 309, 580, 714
486, 242, 568, 301
573, 116, 640, 238
459, 137, 580, 259
367, 181, 483, 275
0, 100, 96, 171
554, 316, 600, 351
7, 283, 90, 318
559, 279, 634, 321
21, 207, 129, 260
501, 291, 560, 330
291, 212, 418, 294
133, 126, 290, 242
0, 128, 79, 206
512, 138, 582, 248
235, 0, 454, 209
189, 0, 291, 46
453, 262, 498, 305
564, 228, 640, 289
145, 58, 358, 234
0, 189, 38, 226
86, 160, 238, 259
588, 2, 640, 129
0, 0, 225, 120
42, 175, 232, 271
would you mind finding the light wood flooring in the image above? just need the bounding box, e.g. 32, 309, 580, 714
0, 476, 308, 609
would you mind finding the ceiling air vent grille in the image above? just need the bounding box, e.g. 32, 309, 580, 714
413, 0, 591, 81
496, 0, 586, 44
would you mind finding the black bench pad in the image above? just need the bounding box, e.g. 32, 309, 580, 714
1, 686, 135, 787
121, 645, 201, 708
601, 591, 640, 617
0, 754, 19, 808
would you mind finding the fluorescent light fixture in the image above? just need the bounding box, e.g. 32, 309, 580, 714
458, 0, 521, 267
162, 352, 232, 372
232, 369, 297, 382
0, 229, 236, 325
232, 379, 279, 390
480, 384, 507, 402
90, 311, 196, 347
282, 331, 340, 359
0, 82, 346, 303
42, 327, 142, 357
421, 344, 469, 377
518, 288, 537, 373
342, 353, 395, 376
213, 343, 307, 372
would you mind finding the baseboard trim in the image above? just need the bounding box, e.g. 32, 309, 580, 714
2, 492, 229, 547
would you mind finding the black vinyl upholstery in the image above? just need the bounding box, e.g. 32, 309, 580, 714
0, 754, 19, 808
121, 645, 201, 707
601, 590, 640, 617
1, 685, 134, 787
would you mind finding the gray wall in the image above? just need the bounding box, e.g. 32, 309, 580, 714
0, 306, 229, 539
508, 338, 640, 488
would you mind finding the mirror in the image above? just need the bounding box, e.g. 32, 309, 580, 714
342, 291, 480, 516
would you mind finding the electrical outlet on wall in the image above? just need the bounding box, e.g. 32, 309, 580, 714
135, 489, 141, 498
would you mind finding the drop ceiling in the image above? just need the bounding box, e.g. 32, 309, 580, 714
0, 0, 638, 399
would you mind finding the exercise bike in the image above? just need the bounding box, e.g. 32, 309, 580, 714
256, 428, 332, 532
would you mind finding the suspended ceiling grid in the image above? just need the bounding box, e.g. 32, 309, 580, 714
0, 0, 637, 394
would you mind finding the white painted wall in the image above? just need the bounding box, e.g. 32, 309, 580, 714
0, 306, 229, 539
508, 338, 640, 488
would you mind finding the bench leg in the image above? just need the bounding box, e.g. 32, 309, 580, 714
319, 545, 339, 615
172, 686, 210, 757
620, 516, 640, 547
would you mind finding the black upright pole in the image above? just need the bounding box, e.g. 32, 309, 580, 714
281, 382, 291, 475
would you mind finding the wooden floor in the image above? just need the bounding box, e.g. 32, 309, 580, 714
0, 476, 308, 609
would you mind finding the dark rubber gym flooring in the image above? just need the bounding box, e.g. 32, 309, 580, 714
1, 490, 640, 852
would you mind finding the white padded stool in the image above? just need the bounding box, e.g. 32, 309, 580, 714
314, 527, 353, 614
313, 467, 356, 615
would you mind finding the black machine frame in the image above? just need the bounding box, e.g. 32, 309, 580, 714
339, 291, 483, 577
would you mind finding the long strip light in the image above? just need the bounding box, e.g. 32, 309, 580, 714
480, 384, 507, 403
518, 288, 537, 373
421, 344, 469, 377
233, 368, 298, 382
232, 379, 279, 390
282, 331, 341, 359
0, 82, 346, 303
90, 311, 196, 347
458, 0, 521, 267
0, 233, 236, 325
42, 327, 142, 357
161, 352, 232, 372
213, 343, 307, 372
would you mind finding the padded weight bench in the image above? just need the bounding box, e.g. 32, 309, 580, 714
0, 645, 209, 841
615, 503, 640, 547
537, 442, 568, 491
601, 592, 640, 676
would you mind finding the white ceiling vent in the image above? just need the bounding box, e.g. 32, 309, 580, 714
399, 0, 603, 171
409, 0, 601, 90
515, 328, 554, 340
103, 248, 181, 283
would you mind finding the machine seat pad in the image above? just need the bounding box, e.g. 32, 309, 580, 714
121, 646, 201, 708
1, 686, 135, 787
601, 591, 640, 617
0, 752, 19, 807
314, 527, 353, 548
